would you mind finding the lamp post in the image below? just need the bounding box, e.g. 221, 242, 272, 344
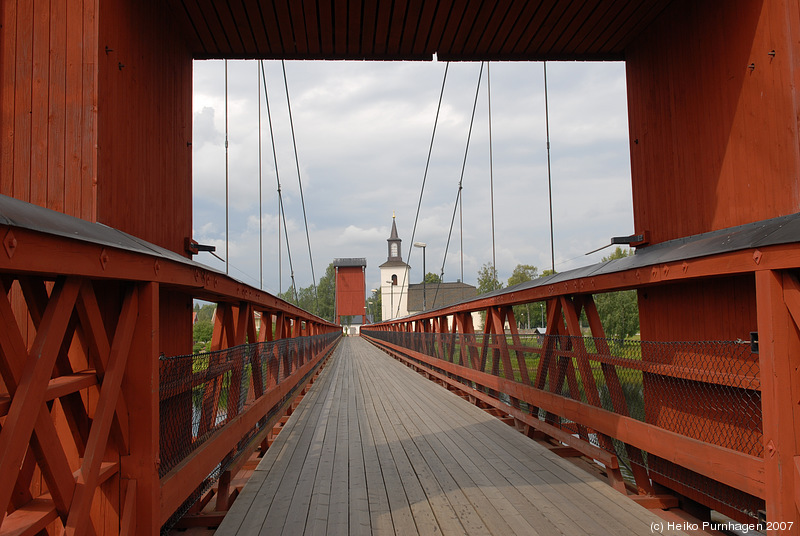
414, 242, 427, 311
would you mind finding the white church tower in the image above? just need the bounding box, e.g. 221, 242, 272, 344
379, 214, 410, 320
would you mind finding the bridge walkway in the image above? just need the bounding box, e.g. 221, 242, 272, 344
216, 337, 686, 535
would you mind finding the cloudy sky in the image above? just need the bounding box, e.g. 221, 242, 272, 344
192, 59, 633, 297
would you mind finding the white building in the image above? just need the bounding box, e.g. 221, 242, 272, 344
379, 214, 409, 320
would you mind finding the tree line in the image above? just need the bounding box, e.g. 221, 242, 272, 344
476, 247, 639, 339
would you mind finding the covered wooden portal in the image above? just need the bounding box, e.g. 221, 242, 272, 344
2, 0, 800, 533
333, 258, 367, 325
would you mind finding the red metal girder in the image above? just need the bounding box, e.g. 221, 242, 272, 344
365, 335, 765, 498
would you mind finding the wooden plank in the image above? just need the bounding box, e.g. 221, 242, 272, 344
12, 0, 33, 203
362, 341, 575, 536
352, 347, 418, 536
64, 0, 84, 218
756, 270, 800, 527
1, 0, 18, 197
219, 336, 696, 534
357, 345, 499, 535
29, 0, 49, 208
286, 351, 343, 534
381, 345, 681, 535
368, 336, 765, 498
0, 371, 97, 417
47, 0, 67, 213
360, 349, 469, 535
351, 352, 394, 535
215, 371, 322, 532
218, 349, 342, 534
66, 286, 138, 533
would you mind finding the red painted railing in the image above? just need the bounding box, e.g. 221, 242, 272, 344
0, 201, 340, 534
361, 242, 800, 526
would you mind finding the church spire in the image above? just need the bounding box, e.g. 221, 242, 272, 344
387, 213, 402, 262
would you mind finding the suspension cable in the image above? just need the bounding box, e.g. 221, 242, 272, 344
258, 61, 263, 289
488, 62, 496, 289
394, 62, 450, 318
261, 60, 298, 302
282, 60, 319, 314
433, 62, 485, 308
225, 59, 229, 275
544, 61, 555, 273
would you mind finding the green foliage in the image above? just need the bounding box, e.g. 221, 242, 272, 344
506, 264, 539, 329
595, 290, 639, 339
603, 246, 631, 262
367, 288, 382, 323
595, 247, 639, 339
278, 262, 335, 322
477, 262, 503, 294
194, 303, 215, 323
540, 268, 557, 277
423, 272, 442, 284
193, 319, 213, 353
507, 264, 538, 287
316, 262, 336, 322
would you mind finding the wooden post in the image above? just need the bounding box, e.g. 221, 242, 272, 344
121, 281, 159, 535
756, 270, 800, 530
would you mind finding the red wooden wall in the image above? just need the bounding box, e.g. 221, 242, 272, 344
335, 266, 366, 319
625, 0, 800, 246
1, 0, 97, 221
96, 0, 193, 255
1, 0, 193, 256
624, 0, 797, 518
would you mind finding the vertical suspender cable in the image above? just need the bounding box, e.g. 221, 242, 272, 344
261, 60, 298, 302
397, 62, 450, 316
488, 62, 496, 289
225, 59, 230, 275
282, 60, 318, 314
258, 61, 263, 289
544, 61, 555, 273
436, 62, 484, 308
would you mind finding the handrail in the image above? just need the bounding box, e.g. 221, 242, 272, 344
0, 197, 340, 534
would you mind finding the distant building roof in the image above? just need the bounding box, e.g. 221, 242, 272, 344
333, 257, 366, 267
407, 281, 477, 313
379, 259, 409, 269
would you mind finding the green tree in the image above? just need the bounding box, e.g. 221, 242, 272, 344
193, 319, 213, 353
477, 262, 503, 294
367, 288, 382, 323
594, 247, 639, 339
194, 303, 215, 323
508, 264, 538, 287
316, 262, 336, 322
423, 272, 442, 284
507, 264, 538, 329
276, 263, 337, 323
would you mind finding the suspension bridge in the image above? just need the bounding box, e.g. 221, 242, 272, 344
1, 1, 799, 535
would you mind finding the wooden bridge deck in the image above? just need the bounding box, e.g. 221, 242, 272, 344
216, 337, 686, 535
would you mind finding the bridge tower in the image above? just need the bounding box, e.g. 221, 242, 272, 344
333, 258, 367, 327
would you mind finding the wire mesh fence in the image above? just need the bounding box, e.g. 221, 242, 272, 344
158, 331, 340, 532
362, 328, 763, 521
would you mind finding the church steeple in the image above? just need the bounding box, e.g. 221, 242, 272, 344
387, 212, 402, 262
